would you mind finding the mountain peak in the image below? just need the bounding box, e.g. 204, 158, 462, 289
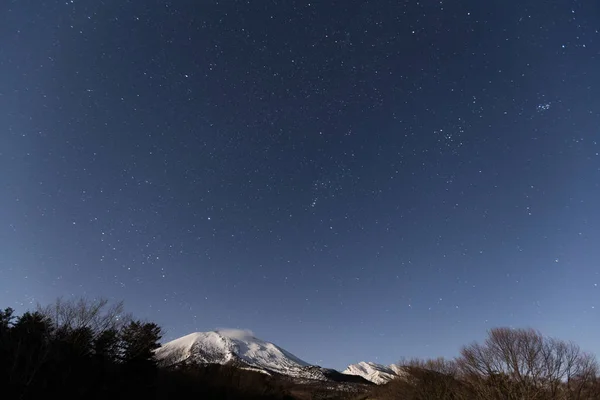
215, 328, 256, 340
156, 330, 316, 378
342, 361, 401, 384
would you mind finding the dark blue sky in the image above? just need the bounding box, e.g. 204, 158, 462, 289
1, 0, 599, 370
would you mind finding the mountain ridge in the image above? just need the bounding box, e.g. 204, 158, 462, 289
155, 329, 372, 384
342, 361, 403, 384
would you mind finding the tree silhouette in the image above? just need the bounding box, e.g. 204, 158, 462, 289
0, 307, 14, 331
9, 311, 54, 395
459, 327, 599, 400
94, 327, 120, 362
120, 320, 162, 365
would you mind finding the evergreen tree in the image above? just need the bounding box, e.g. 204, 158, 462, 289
94, 327, 120, 362
120, 320, 162, 365
10, 312, 54, 395
0, 307, 14, 332
0, 307, 15, 382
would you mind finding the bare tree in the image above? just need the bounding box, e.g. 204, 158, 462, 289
458, 327, 599, 400
37, 297, 131, 339
402, 357, 460, 376
373, 357, 471, 400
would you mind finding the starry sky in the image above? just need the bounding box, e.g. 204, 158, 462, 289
1, 0, 599, 370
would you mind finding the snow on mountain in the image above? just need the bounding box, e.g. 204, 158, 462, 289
389, 363, 404, 375
342, 361, 402, 384
155, 329, 329, 381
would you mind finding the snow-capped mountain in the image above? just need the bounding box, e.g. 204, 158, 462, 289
156, 329, 367, 383
156, 329, 309, 373
342, 361, 403, 384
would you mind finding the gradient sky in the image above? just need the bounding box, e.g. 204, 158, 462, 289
1, 0, 599, 371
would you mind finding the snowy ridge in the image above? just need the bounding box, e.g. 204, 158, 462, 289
155, 329, 329, 380
342, 361, 402, 384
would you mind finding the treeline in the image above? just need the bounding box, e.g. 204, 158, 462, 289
4, 298, 600, 400
0, 298, 293, 400
369, 327, 600, 400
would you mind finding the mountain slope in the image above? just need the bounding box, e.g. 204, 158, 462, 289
342, 361, 401, 384
156, 329, 330, 381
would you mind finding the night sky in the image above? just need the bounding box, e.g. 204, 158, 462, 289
1, 0, 599, 370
